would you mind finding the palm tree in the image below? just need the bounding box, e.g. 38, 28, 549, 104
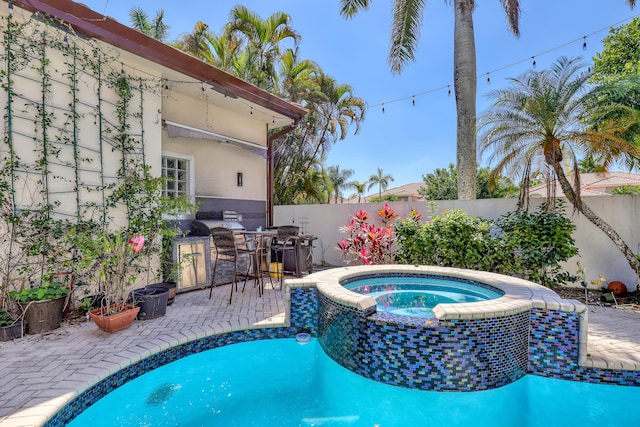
225, 6, 300, 91
129, 7, 170, 42
339, 0, 522, 201
172, 22, 216, 64
368, 167, 394, 199
578, 154, 606, 173
351, 180, 369, 203
478, 56, 640, 277
327, 166, 355, 203
340, 1, 637, 200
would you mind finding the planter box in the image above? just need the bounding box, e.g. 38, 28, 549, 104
0, 320, 27, 341
131, 288, 169, 320
89, 304, 140, 333
19, 295, 67, 335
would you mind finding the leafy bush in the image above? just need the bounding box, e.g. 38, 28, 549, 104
9, 280, 69, 302
337, 204, 398, 265
394, 203, 578, 287
395, 209, 503, 271
495, 202, 578, 287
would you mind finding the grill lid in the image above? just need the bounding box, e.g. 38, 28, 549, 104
191, 219, 246, 236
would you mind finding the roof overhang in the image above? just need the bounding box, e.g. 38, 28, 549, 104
7, 0, 307, 124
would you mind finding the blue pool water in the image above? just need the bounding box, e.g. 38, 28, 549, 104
343, 276, 503, 318
68, 338, 639, 427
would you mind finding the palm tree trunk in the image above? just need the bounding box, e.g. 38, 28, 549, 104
453, 0, 477, 201
551, 162, 640, 279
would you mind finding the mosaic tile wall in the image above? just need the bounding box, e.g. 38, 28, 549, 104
318, 292, 530, 391
289, 286, 319, 335
530, 308, 640, 386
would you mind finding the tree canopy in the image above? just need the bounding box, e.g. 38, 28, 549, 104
419, 164, 517, 200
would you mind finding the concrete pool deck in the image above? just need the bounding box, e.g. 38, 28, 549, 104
1, 278, 639, 427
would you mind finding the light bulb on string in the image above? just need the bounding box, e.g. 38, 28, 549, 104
120, 63, 125, 76
412, 96, 415, 107
447, 85, 451, 97
272, 116, 275, 125
582, 37, 587, 51
381, 103, 385, 114
250, 107, 253, 116
486, 74, 491, 85
532, 56, 536, 69
8, 1, 13, 13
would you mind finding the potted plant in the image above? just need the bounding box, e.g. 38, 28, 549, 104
8, 278, 69, 334
0, 309, 26, 341
75, 229, 145, 333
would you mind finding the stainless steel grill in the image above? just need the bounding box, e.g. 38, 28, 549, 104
190, 218, 246, 236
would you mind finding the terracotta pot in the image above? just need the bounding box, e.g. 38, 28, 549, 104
89, 304, 140, 333
607, 281, 627, 297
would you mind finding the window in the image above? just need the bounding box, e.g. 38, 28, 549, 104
161, 151, 195, 200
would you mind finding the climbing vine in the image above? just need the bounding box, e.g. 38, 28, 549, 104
0, 12, 162, 299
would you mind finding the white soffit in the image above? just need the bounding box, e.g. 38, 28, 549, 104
163, 120, 267, 158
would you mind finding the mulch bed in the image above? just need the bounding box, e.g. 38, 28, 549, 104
555, 286, 640, 309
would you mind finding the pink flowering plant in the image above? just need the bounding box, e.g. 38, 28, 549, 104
74, 227, 146, 314
337, 203, 398, 265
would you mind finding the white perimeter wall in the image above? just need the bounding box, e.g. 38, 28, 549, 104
275, 195, 640, 289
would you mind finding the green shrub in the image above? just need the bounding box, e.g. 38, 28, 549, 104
394, 202, 578, 287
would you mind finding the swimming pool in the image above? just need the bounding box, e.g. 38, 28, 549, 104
342, 275, 503, 318
67, 338, 640, 427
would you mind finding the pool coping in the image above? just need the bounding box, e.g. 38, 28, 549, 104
287, 264, 589, 366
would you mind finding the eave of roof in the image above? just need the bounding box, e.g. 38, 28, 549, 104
8, 0, 307, 122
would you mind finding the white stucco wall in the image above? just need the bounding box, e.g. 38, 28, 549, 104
275, 196, 640, 289
162, 91, 269, 201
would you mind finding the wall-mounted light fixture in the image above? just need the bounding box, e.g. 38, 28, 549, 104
237, 172, 243, 187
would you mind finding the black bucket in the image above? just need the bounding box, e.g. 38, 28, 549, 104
146, 282, 177, 305
131, 288, 169, 320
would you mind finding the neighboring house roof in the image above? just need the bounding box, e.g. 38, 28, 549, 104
344, 182, 425, 203
528, 172, 640, 197
10, 0, 307, 126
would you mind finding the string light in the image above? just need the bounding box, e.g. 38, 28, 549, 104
120, 63, 125, 76
381, 103, 385, 113
272, 116, 275, 124
532, 56, 536, 68
8, 1, 13, 13
250, 106, 253, 115
412, 96, 415, 106
366, 13, 639, 111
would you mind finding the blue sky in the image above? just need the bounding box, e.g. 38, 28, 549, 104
82, 0, 639, 191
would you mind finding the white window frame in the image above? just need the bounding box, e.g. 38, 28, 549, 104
161, 150, 196, 219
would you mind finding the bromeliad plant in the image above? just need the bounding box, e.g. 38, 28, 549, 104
337, 203, 398, 265
74, 227, 146, 314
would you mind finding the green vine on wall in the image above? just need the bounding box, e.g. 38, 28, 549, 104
0, 12, 160, 297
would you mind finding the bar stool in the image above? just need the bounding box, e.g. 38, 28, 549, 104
270, 225, 299, 290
